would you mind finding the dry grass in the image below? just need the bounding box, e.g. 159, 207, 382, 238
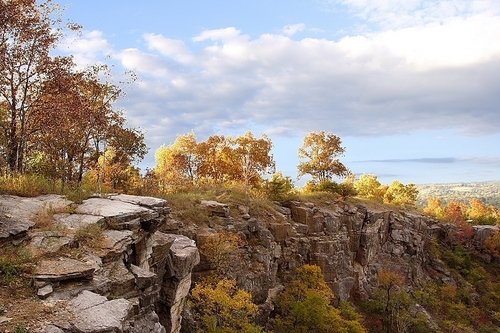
0, 287, 66, 333
74, 224, 104, 249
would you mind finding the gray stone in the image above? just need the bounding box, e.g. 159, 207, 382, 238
28, 231, 74, 255
109, 194, 168, 209
168, 235, 200, 279
37, 284, 53, 299
68, 290, 132, 333
76, 198, 158, 225
40, 325, 64, 333
0, 194, 71, 243
99, 229, 134, 262
131, 264, 157, 289
34, 257, 95, 282
200, 200, 229, 217
53, 213, 104, 230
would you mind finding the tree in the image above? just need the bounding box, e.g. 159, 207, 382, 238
355, 174, 385, 201
199, 231, 242, 278
155, 133, 201, 190
263, 171, 295, 201
298, 131, 349, 182
383, 181, 418, 207
466, 198, 498, 225
274, 265, 366, 333
191, 278, 262, 333
197, 135, 237, 184
423, 197, 446, 220
234, 132, 275, 186
28, 65, 145, 186
0, 0, 68, 172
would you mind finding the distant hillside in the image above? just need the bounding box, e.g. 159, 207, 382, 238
417, 180, 500, 207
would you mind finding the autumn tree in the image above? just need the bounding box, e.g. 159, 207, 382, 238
383, 181, 418, 207
29, 65, 145, 187
466, 198, 498, 225
0, 0, 68, 172
197, 135, 237, 183
423, 197, 446, 220
355, 174, 385, 202
155, 132, 275, 190
234, 132, 275, 186
155, 133, 200, 190
191, 278, 262, 333
263, 171, 295, 201
274, 265, 366, 333
199, 231, 242, 278
298, 131, 349, 183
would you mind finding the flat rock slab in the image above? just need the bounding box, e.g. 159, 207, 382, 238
67, 290, 131, 333
109, 194, 168, 208
76, 198, 158, 225
28, 231, 74, 255
76, 197, 151, 217
53, 213, 104, 230
0, 195, 71, 242
34, 257, 95, 282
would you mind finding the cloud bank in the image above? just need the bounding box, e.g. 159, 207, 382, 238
61, 1, 500, 151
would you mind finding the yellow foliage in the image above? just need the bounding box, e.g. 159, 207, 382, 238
191, 278, 261, 333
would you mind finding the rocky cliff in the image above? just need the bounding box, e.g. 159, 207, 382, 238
0, 194, 199, 333
1, 194, 497, 332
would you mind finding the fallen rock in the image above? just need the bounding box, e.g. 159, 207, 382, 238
37, 284, 53, 299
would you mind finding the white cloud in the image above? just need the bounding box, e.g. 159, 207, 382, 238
333, 0, 500, 28
118, 20, 500, 146
282, 23, 306, 36
116, 48, 170, 78
76, 2, 499, 161
59, 30, 111, 67
193, 27, 243, 42
143, 33, 194, 64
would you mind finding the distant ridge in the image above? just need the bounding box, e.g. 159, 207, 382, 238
416, 180, 500, 207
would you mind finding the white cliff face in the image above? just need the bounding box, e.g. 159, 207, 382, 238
0, 194, 199, 333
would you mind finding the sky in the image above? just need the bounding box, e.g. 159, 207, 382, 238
54, 0, 500, 184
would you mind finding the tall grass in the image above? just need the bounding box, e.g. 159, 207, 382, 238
0, 174, 96, 202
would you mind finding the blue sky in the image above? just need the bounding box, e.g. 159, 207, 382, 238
55, 0, 500, 184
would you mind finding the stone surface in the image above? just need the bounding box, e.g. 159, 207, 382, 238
34, 257, 95, 282
168, 235, 200, 279
37, 284, 53, 299
53, 213, 104, 230
76, 197, 158, 224
68, 290, 132, 333
0, 194, 71, 243
200, 200, 229, 217
28, 231, 74, 255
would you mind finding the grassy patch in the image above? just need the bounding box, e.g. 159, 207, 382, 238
0, 174, 58, 197
0, 246, 34, 285
74, 224, 104, 249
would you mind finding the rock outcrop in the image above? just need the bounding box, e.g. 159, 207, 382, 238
0, 194, 200, 333
168, 200, 456, 304
2, 193, 496, 332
